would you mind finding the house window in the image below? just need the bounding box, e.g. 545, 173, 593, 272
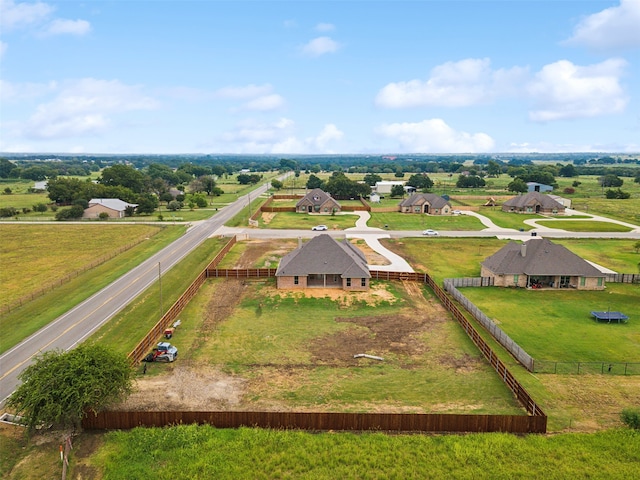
294, 276, 299, 285
361, 278, 366, 287
513, 274, 519, 285
346, 278, 351, 287
597, 277, 603, 287
580, 277, 586, 287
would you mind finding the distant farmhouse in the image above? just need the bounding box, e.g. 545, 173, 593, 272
502, 192, 565, 215
296, 188, 341, 214
398, 193, 452, 215
275, 234, 370, 291
526, 182, 553, 193
83, 198, 138, 219
481, 238, 605, 290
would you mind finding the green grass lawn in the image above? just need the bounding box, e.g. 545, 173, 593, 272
368, 212, 484, 230
535, 220, 634, 232
459, 284, 640, 363
257, 211, 359, 230
180, 279, 521, 414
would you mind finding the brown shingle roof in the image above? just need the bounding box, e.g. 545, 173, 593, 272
296, 188, 341, 209
482, 238, 605, 277
502, 192, 564, 210
276, 234, 370, 278
398, 193, 450, 209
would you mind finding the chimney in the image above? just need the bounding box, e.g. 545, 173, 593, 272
521, 243, 527, 257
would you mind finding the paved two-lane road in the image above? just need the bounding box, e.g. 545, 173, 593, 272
0, 182, 272, 405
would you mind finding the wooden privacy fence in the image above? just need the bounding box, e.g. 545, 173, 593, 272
82, 410, 546, 434
207, 268, 277, 279
127, 236, 238, 364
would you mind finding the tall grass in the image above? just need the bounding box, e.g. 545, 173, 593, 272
92, 425, 640, 480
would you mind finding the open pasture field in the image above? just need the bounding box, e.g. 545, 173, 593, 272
0, 224, 185, 353
0, 224, 164, 310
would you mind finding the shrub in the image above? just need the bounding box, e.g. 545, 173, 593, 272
0, 206, 18, 217
621, 408, 640, 429
98, 212, 110, 220
572, 181, 581, 187
563, 187, 575, 194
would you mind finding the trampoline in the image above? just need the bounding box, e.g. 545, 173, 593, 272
591, 311, 629, 323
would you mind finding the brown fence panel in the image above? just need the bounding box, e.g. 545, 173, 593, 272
260, 206, 297, 212
83, 410, 546, 434
207, 268, 277, 278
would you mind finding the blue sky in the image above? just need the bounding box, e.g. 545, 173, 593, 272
1, 0, 639, 154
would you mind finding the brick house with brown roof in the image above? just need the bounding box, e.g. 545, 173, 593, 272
296, 188, 341, 214
275, 234, 370, 290
398, 193, 452, 215
481, 238, 605, 290
501, 191, 565, 215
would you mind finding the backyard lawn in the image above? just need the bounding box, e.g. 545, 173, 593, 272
459, 284, 640, 363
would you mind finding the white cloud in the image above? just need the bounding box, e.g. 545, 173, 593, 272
527, 59, 628, 122
242, 94, 285, 112
22, 78, 159, 139
564, 0, 640, 50
376, 119, 495, 153
375, 58, 528, 108
0, 41, 7, 58
44, 18, 91, 36
0, 79, 57, 102
300, 36, 341, 57
0, 0, 53, 30
215, 84, 274, 99
218, 118, 343, 154
315, 23, 335, 32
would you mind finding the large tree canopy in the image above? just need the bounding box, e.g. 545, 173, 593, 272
7, 345, 133, 431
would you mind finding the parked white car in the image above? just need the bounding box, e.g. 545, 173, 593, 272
312, 225, 328, 231
422, 229, 439, 236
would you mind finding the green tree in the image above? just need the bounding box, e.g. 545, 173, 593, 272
486, 160, 502, 177
558, 164, 577, 177
507, 178, 528, 193
633, 240, 640, 254
306, 174, 325, 190
32, 203, 48, 214
137, 193, 159, 214
99, 164, 147, 193
0, 158, 19, 178
270, 179, 283, 190
390, 184, 405, 198
54, 204, 85, 220
406, 174, 433, 190
599, 174, 623, 188
363, 173, 382, 186
7, 345, 132, 431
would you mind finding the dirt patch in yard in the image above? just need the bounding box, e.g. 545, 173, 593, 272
309, 313, 429, 364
